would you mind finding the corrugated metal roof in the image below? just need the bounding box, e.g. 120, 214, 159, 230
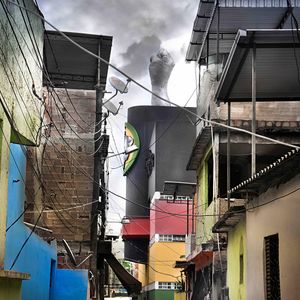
216, 29, 300, 102
229, 148, 300, 195
186, 0, 300, 62
44, 30, 112, 90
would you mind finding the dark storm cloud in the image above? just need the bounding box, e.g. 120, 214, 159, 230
39, 0, 197, 78
121, 35, 161, 78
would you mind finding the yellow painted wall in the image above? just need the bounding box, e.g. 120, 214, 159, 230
148, 242, 185, 284
227, 217, 246, 300
136, 263, 148, 287
0, 278, 22, 300
174, 291, 186, 300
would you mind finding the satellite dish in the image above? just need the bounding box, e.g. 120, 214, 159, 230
109, 76, 129, 94
62, 239, 93, 268
103, 101, 123, 116
103, 101, 119, 115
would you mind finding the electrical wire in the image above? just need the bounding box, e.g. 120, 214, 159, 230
2, 2, 97, 137
6, 204, 30, 232
0, 15, 95, 231
9, 208, 43, 270
8, 0, 300, 150
110, 201, 182, 281
0, 44, 82, 231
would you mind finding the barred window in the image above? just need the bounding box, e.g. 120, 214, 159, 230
158, 282, 173, 290
158, 234, 185, 242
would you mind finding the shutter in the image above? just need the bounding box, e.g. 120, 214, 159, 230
265, 234, 281, 300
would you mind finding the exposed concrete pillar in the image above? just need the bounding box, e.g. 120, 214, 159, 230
0, 116, 11, 268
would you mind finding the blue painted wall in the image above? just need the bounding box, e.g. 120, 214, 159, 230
4, 144, 57, 300
50, 269, 89, 300
4, 144, 89, 300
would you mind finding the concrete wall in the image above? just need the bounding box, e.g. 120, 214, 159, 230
50, 269, 89, 300
4, 144, 57, 300
0, 0, 44, 145
246, 173, 300, 300
227, 217, 246, 300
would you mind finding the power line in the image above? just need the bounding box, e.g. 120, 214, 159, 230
8, 0, 299, 150
2, 3, 97, 137
0, 35, 85, 231
9, 208, 43, 270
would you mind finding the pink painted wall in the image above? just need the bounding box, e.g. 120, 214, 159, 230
150, 199, 193, 239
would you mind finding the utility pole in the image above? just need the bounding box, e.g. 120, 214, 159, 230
90, 42, 104, 300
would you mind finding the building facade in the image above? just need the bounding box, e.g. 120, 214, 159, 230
122, 106, 197, 299
185, 1, 300, 299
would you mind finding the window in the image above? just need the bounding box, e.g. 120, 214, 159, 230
158, 282, 173, 290
158, 234, 185, 242
239, 237, 244, 284
239, 254, 244, 284
264, 234, 281, 300
207, 153, 213, 207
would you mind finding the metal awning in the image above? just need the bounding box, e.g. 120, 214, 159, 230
230, 148, 300, 195
44, 30, 112, 90
98, 241, 142, 296
162, 181, 196, 198
105, 254, 142, 295
173, 260, 193, 268
215, 29, 300, 102
212, 205, 245, 233
186, 0, 300, 63
186, 126, 211, 171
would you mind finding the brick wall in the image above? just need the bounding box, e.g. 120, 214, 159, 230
26, 88, 96, 268
218, 101, 300, 122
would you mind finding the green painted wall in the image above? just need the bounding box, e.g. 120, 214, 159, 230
0, 0, 44, 268
0, 0, 44, 146
0, 278, 22, 300
0, 116, 11, 267
227, 217, 246, 300
139, 289, 174, 300
195, 147, 214, 246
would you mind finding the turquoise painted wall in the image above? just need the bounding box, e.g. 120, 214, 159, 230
50, 269, 89, 300
4, 144, 57, 300
4, 144, 89, 300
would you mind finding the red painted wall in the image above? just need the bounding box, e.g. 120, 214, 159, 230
150, 199, 193, 239
122, 217, 150, 238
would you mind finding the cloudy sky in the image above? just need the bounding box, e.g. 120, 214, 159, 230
38, 0, 198, 233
